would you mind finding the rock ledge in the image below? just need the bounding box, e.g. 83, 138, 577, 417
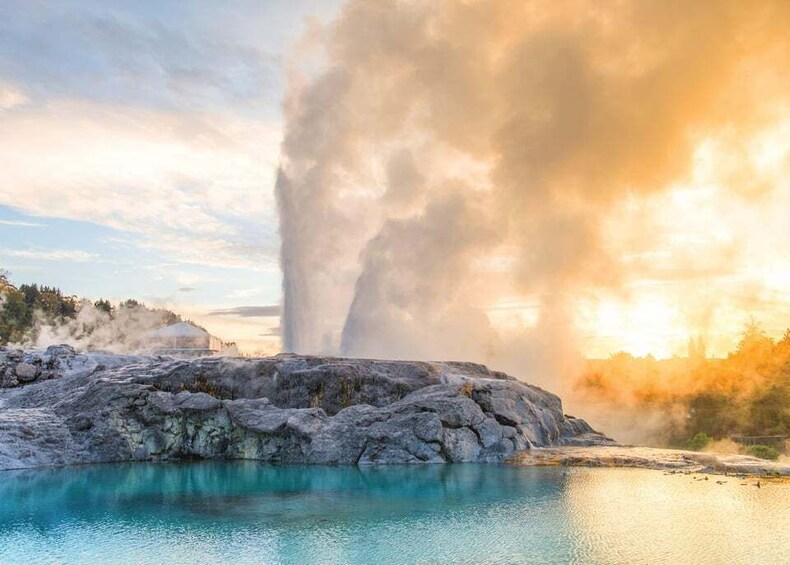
0, 346, 613, 469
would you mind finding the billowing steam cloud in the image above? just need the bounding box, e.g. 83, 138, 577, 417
277, 0, 789, 389
20, 302, 178, 354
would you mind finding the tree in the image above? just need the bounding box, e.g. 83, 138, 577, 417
729, 320, 776, 377
0, 287, 33, 344
747, 383, 790, 435
94, 299, 113, 314
19, 283, 40, 306
0, 270, 190, 349
775, 329, 790, 366
686, 393, 739, 438
733, 320, 774, 359
0, 268, 11, 289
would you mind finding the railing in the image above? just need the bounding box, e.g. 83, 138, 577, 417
730, 435, 788, 447
150, 348, 219, 358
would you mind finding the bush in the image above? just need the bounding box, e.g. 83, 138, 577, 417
686, 393, 738, 438
745, 444, 780, 461
687, 432, 712, 451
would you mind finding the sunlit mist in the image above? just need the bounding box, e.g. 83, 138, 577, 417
276, 0, 789, 375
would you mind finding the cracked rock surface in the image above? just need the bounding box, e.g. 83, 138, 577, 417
0, 346, 613, 469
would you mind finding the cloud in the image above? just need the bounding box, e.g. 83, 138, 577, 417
0, 2, 283, 114
0, 1, 305, 274
0, 219, 45, 228
178, 287, 197, 293
0, 249, 97, 262
228, 287, 266, 299
0, 84, 29, 110
208, 305, 281, 318
0, 101, 281, 270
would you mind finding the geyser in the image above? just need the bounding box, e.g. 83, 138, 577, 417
276, 0, 789, 389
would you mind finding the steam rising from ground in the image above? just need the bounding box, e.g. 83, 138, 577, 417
12, 302, 176, 354
28, 302, 168, 353
276, 0, 789, 407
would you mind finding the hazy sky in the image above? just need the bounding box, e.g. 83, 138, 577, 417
0, 0, 340, 353
1, 1, 787, 360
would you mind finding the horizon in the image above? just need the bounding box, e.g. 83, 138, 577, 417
1, 266, 785, 362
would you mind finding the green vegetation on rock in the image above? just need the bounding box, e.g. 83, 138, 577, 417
745, 444, 780, 461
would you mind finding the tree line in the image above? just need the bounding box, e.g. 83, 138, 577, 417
0, 269, 183, 346
577, 321, 790, 456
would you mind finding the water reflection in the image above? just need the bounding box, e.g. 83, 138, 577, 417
0, 462, 565, 527
563, 469, 790, 564
0, 462, 787, 564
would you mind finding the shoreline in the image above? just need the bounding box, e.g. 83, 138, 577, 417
1, 446, 788, 479
509, 445, 790, 478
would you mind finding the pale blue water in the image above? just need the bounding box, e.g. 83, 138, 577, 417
0, 462, 787, 564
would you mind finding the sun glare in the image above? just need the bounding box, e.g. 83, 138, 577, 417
586, 297, 684, 359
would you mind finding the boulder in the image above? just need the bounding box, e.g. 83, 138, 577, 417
15, 363, 39, 383
0, 368, 18, 388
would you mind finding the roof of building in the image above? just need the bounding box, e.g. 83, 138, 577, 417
148, 322, 209, 339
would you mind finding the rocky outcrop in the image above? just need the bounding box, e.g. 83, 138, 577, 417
0, 346, 613, 470
0, 345, 74, 388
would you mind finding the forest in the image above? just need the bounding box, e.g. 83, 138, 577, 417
577, 322, 790, 457
0, 269, 184, 349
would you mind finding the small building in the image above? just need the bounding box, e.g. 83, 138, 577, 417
146, 322, 223, 357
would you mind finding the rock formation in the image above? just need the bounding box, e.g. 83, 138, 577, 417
0, 346, 613, 470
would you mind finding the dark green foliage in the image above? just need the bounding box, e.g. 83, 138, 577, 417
746, 444, 780, 461
2, 279, 81, 343
747, 382, 790, 435
686, 394, 739, 438
687, 432, 712, 451
0, 268, 184, 346
19, 283, 77, 319
0, 287, 33, 344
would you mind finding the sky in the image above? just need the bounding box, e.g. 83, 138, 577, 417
0, 0, 339, 354
1, 1, 788, 362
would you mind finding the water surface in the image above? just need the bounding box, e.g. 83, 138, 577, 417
0, 462, 787, 564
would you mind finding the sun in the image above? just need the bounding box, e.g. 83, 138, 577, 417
589, 296, 685, 358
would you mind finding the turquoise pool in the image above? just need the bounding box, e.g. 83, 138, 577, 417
0, 462, 787, 564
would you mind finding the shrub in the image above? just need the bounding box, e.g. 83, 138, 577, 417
459, 381, 474, 397
687, 432, 712, 451
745, 444, 780, 461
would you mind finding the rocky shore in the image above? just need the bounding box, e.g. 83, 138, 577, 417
0, 346, 613, 470
510, 446, 790, 477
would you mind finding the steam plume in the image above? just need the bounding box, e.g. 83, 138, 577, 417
277, 0, 789, 386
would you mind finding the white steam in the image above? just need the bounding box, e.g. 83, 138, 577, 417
276, 0, 788, 399
18, 301, 176, 354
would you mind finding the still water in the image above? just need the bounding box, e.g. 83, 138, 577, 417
0, 462, 787, 564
